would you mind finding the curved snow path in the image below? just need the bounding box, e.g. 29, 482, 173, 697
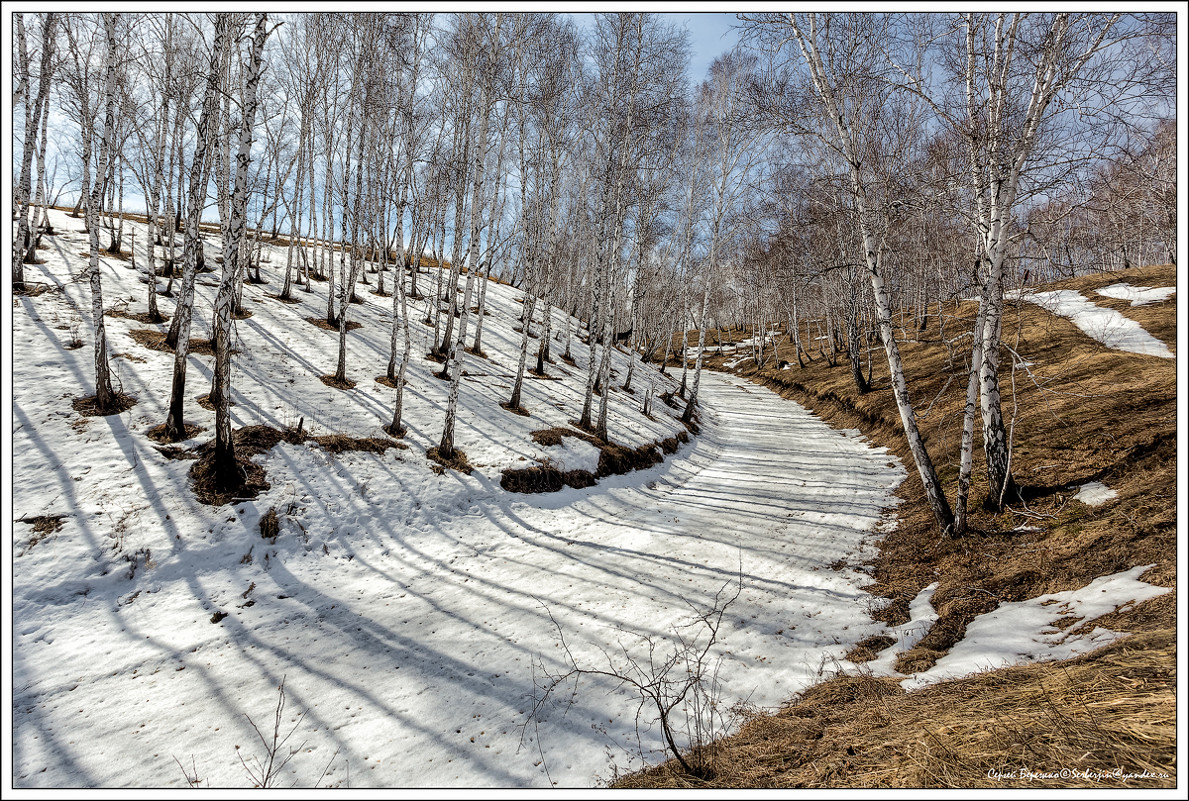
12, 372, 906, 789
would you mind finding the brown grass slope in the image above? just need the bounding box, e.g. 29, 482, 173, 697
619, 264, 1176, 789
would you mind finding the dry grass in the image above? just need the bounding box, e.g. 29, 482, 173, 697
503, 428, 690, 493
105, 306, 169, 324
17, 515, 66, 556
13, 281, 58, 297
188, 425, 292, 506
78, 248, 134, 263
128, 328, 227, 357
619, 265, 1176, 788
145, 422, 206, 444
175, 424, 405, 505
196, 393, 233, 411
306, 317, 362, 333
618, 629, 1174, 789
310, 433, 407, 454
319, 374, 358, 390
499, 400, 531, 417
71, 392, 137, 417
426, 445, 474, 475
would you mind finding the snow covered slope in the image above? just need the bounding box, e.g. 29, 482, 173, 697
10, 210, 913, 788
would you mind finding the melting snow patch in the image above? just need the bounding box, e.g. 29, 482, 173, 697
1073, 481, 1117, 506
901, 565, 1168, 690
1024, 289, 1174, 359
1095, 283, 1176, 307
866, 582, 938, 676
544, 436, 602, 474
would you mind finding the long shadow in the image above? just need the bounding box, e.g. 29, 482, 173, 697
217, 556, 578, 787
253, 445, 668, 639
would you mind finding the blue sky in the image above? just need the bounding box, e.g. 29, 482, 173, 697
565, 11, 741, 85
674, 12, 742, 82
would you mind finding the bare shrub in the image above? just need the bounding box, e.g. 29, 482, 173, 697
528, 578, 748, 781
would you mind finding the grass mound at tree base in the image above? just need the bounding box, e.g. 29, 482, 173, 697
426, 445, 474, 475
72, 392, 137, 417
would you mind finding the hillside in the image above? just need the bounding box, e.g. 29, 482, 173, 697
618, 264, 1178, 788
11, 209, 915, 788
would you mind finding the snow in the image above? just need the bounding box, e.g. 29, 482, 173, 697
1073, 481, 1118, 506
10, 209, 912, 788
864, 582, 938, 676
1022, 289, 1174, 359
9, 210, 1169, 788
1095, 282, 1176, 307
899, 566, 1169, 690
540, 435, 601, 474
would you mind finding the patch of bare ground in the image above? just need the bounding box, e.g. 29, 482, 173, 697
17, 515, 65, 555
267, 292, 303, 304
145, 422, 206, 444
426, 446, 473, 475
196, 393, 234, 411
128, 328, 224, 356
502, 428, 689, 493
499, 400, 531, 417
189, 437, 275, 507
259, 508, 280, 541
310, 433, 406, 454
319, 374, 357, 390
78, 249, 134, 262
306, 317, 362, 332
72, 393, 137, 416
167, 423, 405, 505
105, 306, 169, 324
621, 265, 1175, 788
13, 282, 59, 297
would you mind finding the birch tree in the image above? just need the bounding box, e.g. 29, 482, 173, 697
209, 13, 271, 482
744, 12, 957, 534
438, 12, 505, 462
82, 12, 121, 412
13, 12, 57, 281
164, 14, 233, 441
956, 12, 1123, 509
